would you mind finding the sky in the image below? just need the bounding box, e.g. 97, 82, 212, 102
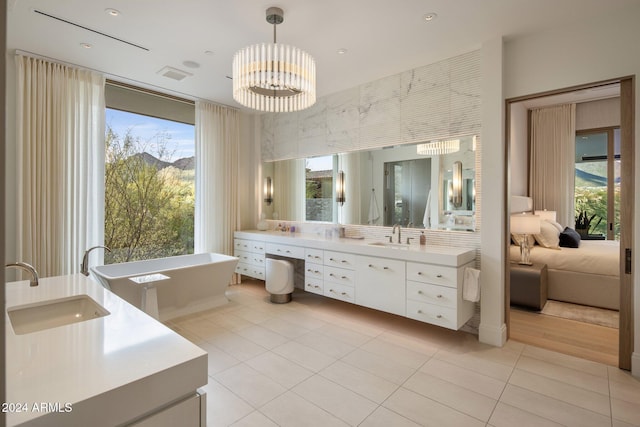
106, 108, 195, 162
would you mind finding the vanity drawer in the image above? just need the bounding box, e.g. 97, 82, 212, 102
407, 281, 457, 308
234, 239, 252, 252
324, 282, 355, 304
406, 262, 459, 288
235, 238, 265, 254
305, 263, 324, 280
235, 262, 265, 281
235, 250, 265, 268
266, 243, 305, 259
324, 266, 356, 286
305, 278, 324, 296
305, 248, 324, 264
324, 251, 356, 269
406, 300, 457, 330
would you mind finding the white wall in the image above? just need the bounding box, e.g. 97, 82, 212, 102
502, 1, 640, 375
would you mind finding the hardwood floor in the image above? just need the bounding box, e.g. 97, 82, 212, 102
509, 307, 619, 367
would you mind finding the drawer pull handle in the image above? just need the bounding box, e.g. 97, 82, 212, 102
315, 256, 321, 259
330, 273, 335, 277
341, 292, 348, 296
315, 285, 320, 289
418, 309, 423, 314
329, 258, 335, 261
341, 276, 347, 279
436, 274, 443, 278
437, 294, 443, 298
417, 272, 423, 275
286, 250, 291, 253
383, 266, 389, 270
417, 290, 423, 294
436, 314, 442, 319
341, 260, 348, 263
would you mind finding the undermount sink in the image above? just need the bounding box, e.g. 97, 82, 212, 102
8, 295, 110, 335
368, 242, 410, 250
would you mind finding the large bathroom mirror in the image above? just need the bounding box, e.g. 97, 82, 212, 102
262, 134, 477, 231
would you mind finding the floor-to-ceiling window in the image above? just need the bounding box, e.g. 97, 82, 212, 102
104, 82, 195, 263
574, 127, 620, 240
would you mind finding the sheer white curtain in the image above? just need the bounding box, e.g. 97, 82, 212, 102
15, 54, 105, 277
194, 101, 240, 255
273, 158, 305, 221
530, 103, 576, 227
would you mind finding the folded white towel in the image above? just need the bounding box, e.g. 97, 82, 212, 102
368, 189, 380, 224
463, 267, 481, 302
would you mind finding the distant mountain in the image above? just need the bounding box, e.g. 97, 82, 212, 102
133, 152, 195, 171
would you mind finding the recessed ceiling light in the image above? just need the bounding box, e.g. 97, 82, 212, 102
204, 50, 214, 56
423, 12, 438, 22
337, 48, 348, 55
183, 60, 200, 69
105, 8, 120, 17
80, 43, 92, 49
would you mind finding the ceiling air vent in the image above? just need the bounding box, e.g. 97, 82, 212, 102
157, 66, 192, 81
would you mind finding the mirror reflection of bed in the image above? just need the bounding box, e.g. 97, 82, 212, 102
509, 198, 620, 366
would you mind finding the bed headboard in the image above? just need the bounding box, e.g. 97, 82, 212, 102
511, 195, 533, 214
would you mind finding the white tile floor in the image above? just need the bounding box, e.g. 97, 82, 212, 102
165, 280, 640, 427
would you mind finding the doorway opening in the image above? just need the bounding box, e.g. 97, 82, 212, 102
505, 78, 634, 369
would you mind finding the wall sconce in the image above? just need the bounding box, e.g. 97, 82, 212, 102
511, 213, 541, 265
264, 177, 273, 205
336, 170, 346, 206
451, 161, 463, 208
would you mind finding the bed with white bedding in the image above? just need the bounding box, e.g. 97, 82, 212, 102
509, 240, 620, 310
509, 195, 620, 311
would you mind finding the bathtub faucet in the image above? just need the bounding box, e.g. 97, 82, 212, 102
81, 245, 111, 276
6, 262, 39, 287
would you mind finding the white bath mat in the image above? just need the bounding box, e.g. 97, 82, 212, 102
541, 300, 619, 329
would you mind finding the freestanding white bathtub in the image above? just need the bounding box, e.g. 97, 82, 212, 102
91, 253, 239, 321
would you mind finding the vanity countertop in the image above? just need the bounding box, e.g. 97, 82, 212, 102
5, 274, 207, 427
235, 230, 475, 266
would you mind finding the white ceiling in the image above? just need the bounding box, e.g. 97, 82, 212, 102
7, 0, 638, 109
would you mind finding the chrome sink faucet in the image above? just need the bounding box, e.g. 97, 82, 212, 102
392, 223, 402, 244
6, 262, 39, 287
81, 245, 111, 276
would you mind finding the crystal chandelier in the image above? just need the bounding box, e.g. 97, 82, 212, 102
232, 7, 316, 113
416, 139, 460, 155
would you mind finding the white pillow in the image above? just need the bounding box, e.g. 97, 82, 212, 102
546, 219, 564, 233
534, 220, 560, 249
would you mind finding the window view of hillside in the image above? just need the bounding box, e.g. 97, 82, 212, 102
574, 129, 620, 240
104, 109, 195, 263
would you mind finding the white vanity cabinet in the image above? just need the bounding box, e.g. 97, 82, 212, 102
234, 238, 266, 280
233, 230, 476, 331
304, 248, 324, 295
405, 261, 475, 330
323, 250, 356, 303
355, 256, 406, 316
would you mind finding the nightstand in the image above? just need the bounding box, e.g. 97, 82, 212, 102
510, 263, 548, 310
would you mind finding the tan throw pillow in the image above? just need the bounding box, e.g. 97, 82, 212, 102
534, 220, 560, 249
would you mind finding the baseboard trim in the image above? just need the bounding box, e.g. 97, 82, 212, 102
479, 322, 507, 347
632, 352, 640, 378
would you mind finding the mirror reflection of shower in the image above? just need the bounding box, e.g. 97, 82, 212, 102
383, 158, 431, 227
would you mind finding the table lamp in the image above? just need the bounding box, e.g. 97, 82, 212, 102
511, 213, 541, 265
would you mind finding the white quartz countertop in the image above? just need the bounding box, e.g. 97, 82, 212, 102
5, 274, 207, 427
235, 230, 475, 266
